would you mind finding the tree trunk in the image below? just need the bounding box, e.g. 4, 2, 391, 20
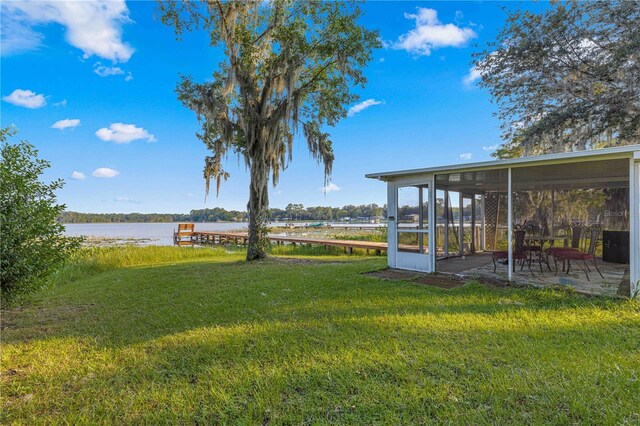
246, 152, 270, 261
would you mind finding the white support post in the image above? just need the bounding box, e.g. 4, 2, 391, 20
629, 158, 639, 297
481, 194, 486, 251
387, 182, 397, 269
550, 189, 555, 237
459, 194, 464, 256
471, 196, 476, 253
444, 190, 449, 257
508, 168, 513, 281
429, 176, 437, 271
418, 187, 424, 254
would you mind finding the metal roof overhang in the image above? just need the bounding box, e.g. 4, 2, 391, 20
365, 144, 640, 181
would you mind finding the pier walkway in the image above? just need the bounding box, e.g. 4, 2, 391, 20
174, 229, 387, 254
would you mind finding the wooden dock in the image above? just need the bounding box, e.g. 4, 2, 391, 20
174, 229, 387, 254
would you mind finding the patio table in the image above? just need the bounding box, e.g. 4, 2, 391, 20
524, 236, 569, 272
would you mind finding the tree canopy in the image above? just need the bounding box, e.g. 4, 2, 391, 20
475, 0, 640, 156
159, 0, 380, 259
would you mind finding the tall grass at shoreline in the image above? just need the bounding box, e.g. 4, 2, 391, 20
268, 244, 375, 257
47, 246, 238, 289
47, 243, 375, 291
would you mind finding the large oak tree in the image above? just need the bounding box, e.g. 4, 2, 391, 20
475, 0, 640, 156
159, 0, 380, 260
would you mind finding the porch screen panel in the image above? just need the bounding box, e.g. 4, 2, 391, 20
511, 159, 630, 294
475, 194, 485, 251
435, 189, 447, 258
462, 195, 473, 254
397, 186, 429, 254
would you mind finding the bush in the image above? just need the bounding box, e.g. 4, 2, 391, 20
0, 127, 80, 303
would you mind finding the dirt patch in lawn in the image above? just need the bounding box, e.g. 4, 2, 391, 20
365, 269, 468, 289
1, 303, 97, 338
270, 257, 347, 265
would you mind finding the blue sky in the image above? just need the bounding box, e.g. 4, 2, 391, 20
1, 1, 545, 213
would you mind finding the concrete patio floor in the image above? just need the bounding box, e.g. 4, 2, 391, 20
436, 252, 630, 297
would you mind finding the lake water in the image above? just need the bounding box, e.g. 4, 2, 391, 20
63, 221, 385, 246
64, 222, 249, 246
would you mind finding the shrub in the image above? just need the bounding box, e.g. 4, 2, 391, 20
0, 127, 80, 302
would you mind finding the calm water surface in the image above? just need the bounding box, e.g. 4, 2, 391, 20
64, 222, 249, 246
64, 221, 384, 246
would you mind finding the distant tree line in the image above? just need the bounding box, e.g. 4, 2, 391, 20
269, 203, 385, 221
59, 203, 386, 224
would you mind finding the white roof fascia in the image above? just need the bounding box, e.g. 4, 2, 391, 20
366, 145, 640, 181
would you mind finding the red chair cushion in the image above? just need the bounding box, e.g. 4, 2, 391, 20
555, 251, 594, 261
547, 247, 579, 255
493, 251, 527, 260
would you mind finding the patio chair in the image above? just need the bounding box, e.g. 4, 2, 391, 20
492, 229, 534, 276
547, 223, 582, 271
553, 225, 604, 281
522, 222, 547, 272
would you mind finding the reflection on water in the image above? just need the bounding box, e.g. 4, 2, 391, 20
63, 222, 249, 246
64, 221, 386, 246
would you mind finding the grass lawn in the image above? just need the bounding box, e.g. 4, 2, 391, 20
2, 246, 639, 424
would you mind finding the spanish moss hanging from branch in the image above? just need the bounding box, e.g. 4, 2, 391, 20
159, 0, 380, 260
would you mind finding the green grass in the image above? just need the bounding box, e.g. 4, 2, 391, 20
2, 246, 639, 424
268, 226, 388, 243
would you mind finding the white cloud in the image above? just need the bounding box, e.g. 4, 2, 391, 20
459, 152, 473, 161
483, 144, 499, 151
114, 196, 139, 203
94, 62, 124, 77
392, 8, 477, 56
51, 118, 80, 130
95, 123, 156, 144
1, 0, 134, 62
463, 66, 482, 86
2, 89, 46, 108
92, 167, 119, 178
71, 171, 86, 180
125, 72, 133, 82
348, 99, 383, 117
0, 11, 43, 55
53, 99, 67, 107
320, 183, 341, 193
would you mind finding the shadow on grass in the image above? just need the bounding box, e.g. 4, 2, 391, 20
3, 254, 639, 423
2, 257, 633, 349
3, 302, 639, 423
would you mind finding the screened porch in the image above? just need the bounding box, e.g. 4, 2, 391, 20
369, 146, 640, 297
433, 158, 631, 296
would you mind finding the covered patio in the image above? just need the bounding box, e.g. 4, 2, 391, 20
367, 145, 640, 297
